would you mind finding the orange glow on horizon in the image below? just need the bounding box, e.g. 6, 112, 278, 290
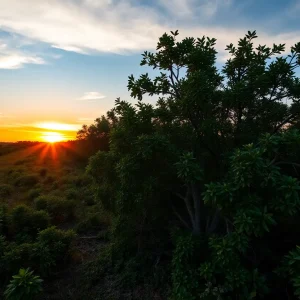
0, 121, 79, 142
35, 122, 79, 131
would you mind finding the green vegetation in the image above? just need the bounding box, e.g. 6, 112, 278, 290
0, 141, 106, 298
4, 268, 43, 300
1, 30, 300, 299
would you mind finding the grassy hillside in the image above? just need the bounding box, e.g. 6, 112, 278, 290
0, 142, 111, 299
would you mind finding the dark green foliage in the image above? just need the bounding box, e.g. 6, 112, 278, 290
33, 196, 48, 210
0, 205, 8, 235
8, 205, 50, 238
0, 227, 75, 279
75, 213, 104, 233
14, 174, 39, 188
171, 231, 207, 300
4, 268, 43, 300
31, 227, 76, 276
278, 246, 300, 298
0, 184, 13, 198
1, 242, 34, 277
76, 116, 110, 157
65, 187, 79, 200
33, 195, 75, 223
27, 188, 41, 201
85, 30, 300, 299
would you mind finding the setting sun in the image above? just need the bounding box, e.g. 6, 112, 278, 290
42, 132, 65, 143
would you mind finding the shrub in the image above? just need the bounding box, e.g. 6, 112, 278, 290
0, 242, 33, 276
75, 213, 103, 233
4, 268, 43, 300
32, 227, 76, 275
27, 188, 41, 201
0, 204, 8, 235
39, 168, 47, 177
37, 226, 75, 254
14, 174, 39, 188
0, 184, 13, 198
65, 188, 79, 200
1, 227, 75, 278
34, 196, 75, 223
81, 186, 95, 206
44, 175, 55, 184
8, 205, 50, 237
46, 197, 75, 223
60, 174, 91, 187
5, 169, 23, 184
34, 196, 48, 211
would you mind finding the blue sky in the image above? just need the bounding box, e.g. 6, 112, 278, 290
0, 0, 300, 141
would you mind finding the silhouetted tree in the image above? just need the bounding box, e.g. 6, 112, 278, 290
87, 30, 300, 298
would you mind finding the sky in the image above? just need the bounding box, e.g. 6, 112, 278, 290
0, 0, 300, 142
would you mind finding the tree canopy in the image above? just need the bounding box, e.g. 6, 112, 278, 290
84, 30, 300, 299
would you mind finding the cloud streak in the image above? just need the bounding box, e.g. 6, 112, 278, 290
0, 0, 299, 61
0, 35, 45, 69
0, 53, 44, 69
78, 92, 106, 101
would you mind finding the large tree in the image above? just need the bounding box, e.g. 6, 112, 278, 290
124, 30, 300, 234
87, 30, 300, 298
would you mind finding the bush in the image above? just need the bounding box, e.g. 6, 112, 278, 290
75, 213, 103, 233
0, 243, 33, 276
4, 268, 43, 300
5, 169, 23, 184
8, 205, 50, 237
0, 184, 13, 198
34, 196, 75, 223
14, 174, 39, 188
27, 188, 41, 201
1, 227, 76, 278
39, 168, 47, 177
60, 174, 91, 187
46, 197, 75, 223
32, 227, 76, 275
33, 196, 48, 211
0, 204, 8, 235
44, 175, 55, 184
81, 186, 95, 206
65, 188, 79, 200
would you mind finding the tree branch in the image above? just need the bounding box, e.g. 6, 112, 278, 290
171, 204, 191, 230
173, 188, 195, 228
273, 114, 298, 134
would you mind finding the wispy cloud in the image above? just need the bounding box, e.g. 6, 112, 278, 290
0, 53, 44, 69
0, 0, 299, 60
78, 92, 106, 101
0, 35, 45, 69
51, 45, 87, 54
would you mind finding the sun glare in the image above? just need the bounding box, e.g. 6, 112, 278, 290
42, 132, 65, 143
